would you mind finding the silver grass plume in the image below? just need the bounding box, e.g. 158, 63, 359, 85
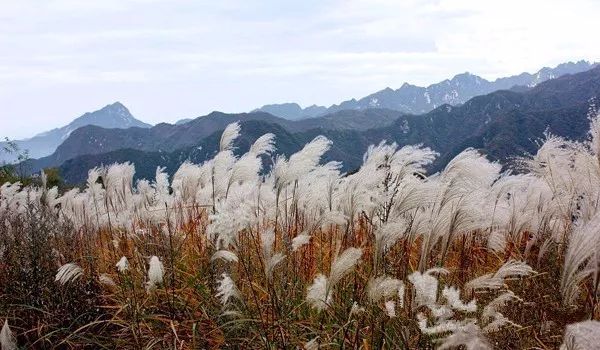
216, 273, 240, 306
350, 302, 366, 316
481, 291, 522, 324
211, 250, 239, 263
0, 320, 17, 350
417, 312, 476, 336
560, 320, 600, 350
220, 122, 241, 152
408, 268, 448, 308
385, 300, 396, 317
494, 260, 535, 279
249, 133, 276, 155
587, 112, 600, 163
55, 263, 83, 285
275, 135, 332, 188
482, 312, 518, 333
261, 229, 285, 280
116, 256, 129, 273
374, 220, 407, 267
265, 253, 285, 281
306, 274, 331, 311
367, 276, 404, 303
292, 232, 311, 251
227, 134, 275, 191
428, 304, 454, 320
561, 212, 600, 305
99, 273, 117, 288
329, 247, 362, 286
442, 286, 477, 313
465, 260, 534, 293
438, 323, 492, 350
153, 166, 170, 203
146, 256, 164, 290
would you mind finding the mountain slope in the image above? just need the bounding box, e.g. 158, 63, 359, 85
252, 103, 327, 120
25, 109, 405, 173
57, 66, 600, 183
0, 102, 151, 163
255, 60, 597, 119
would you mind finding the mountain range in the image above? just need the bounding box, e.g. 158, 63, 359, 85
25, 108, 405, 173
7, 60, 600, 184
25, 64, 600, 184
0, 102, 150, 163
5, 60, 594, 163
254, 60, 597, 119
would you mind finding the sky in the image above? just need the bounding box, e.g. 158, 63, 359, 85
1, 0, 600, 139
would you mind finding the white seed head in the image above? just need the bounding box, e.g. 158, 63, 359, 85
55, 263, 83, 285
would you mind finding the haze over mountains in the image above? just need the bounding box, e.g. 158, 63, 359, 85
0, 102, 150, 163
4, 60, 594, 163
5, 60, 600, 184
22, 63, 600, 184
254, 60, 597, 119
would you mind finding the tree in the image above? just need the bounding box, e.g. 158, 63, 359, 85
1, 137, 33, 185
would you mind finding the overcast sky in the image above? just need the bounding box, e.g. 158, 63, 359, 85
1, 0, 600, 139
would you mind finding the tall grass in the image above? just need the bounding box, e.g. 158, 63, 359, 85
2, 114, 600, 348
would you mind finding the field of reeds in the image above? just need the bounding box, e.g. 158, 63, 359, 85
2, 116, 600, 349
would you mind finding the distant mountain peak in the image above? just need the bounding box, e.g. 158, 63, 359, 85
1, 102, 151, 163
253, 60, 597, 120
72, 102, 143, 129
105, 101, 129, 113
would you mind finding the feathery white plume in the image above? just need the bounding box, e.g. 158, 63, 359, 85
367, 276, 404, 303
417, 313, 476, 335
146, 256, 164, 290
261, 229, 285, 279
438, 324, 492, 350
482, 291, 522, 323
99, 273, 117, 288
261, 228, 275, 258
494, 260, 535, 279
374, 220, 407, 260
466, 260, 534, 293
408, 268, 448, 308
561, 320, 600, 350
211, 250, 239, 263
55, 263, 83, 285
116, 256, 129, 273
482, 312, 517, 333
442, 286, 477, 313
220, 122, 241, 152
266, 253, 285, 280
0, 320, 17, 350
329, 247, 362, 286
249, 133, 276, 155
429, 304, 454, 320
306, 274, 331, 311
292, 233, 311, 251
275, 135, 332, 187
385, 300, 396, 317
561, 212, 600, 305
216, 273, 240, 306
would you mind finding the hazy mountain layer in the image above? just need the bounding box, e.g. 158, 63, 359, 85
254, 60, 597, 119
0, 102, 151, 163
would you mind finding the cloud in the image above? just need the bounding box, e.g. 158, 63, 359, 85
1, 0, 599, 138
